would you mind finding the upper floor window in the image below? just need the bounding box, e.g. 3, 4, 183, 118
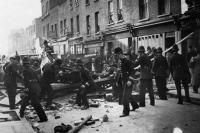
60, 21, 63, 34
76, 15, 80, 33
95, 12, 100, 33
86, 15, 91, 35
75, 0, 79, 7
70, 0, 73, 10
46, 1, 49, 13
86, 0, 90, 5
71, 18, 74, 34
117, 0, 123, 21
42, 5, 45, 15
139, 0, 149, 20
108, 1, 114, 24
158, 0, 170, 15
54, 24, 58, 35
47, 23, 50, 32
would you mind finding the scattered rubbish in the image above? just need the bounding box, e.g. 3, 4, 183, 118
54, 123, 73, 133
106, 109, 109, 113
90, 103, 100, 108
102, 114, 109, 122
105, 93, 113, 102
96, 129, 99, 131
119, 124, 123, 127
104, 105, 113, 108
68, 115, 92, 133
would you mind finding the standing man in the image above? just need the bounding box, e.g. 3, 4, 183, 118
4, 57, 20, 109
152, 47, 169, 100
75, 58, 93, 110
170, 45, 191, 104
20, 57, 47, 122
134, 46, 155, 107
190, 48, 200, 93
40, 59, 63, 107
114, 47, 139, 117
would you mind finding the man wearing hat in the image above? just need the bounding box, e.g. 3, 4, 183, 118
20, 57, 48, 122
114, 47, 139, 117
75, 58, 93, 110
134, 46, 155, 107
152, 47, 168, 100
40, 59, 63, 107
3, 57, 21, 109
170, 45, 191, 104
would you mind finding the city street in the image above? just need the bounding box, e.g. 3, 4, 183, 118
22, 94, 200, 133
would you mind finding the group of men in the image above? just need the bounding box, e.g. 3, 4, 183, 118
113, 44, 192, 117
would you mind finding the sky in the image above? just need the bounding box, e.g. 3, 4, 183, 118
0, 0, 41, 55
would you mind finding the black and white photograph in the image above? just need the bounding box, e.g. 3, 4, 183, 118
0, 0, 200, 133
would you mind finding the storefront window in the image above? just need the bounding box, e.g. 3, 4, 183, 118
70, 45, 75, 54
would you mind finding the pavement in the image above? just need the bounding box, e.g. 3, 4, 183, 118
167, 83, 200, 104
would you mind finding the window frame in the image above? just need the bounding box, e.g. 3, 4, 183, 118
158, 0, 170, 17
139, 0, 149, 21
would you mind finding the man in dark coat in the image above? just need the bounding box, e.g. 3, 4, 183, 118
189, 48, 200, 93
152, 47, 169, 100
3, 57, 20, 109
75, 58, 93, 110
114, 47, 139, 117
40, 59, 63, 107
170, 45, 191, 104
134, 46, 155, 107
19, 57, 48, 122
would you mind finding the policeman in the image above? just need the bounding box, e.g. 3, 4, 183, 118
75, 58, 93, 110
3, 57, 20, 109
40, 59, 63, 107
19, 57, 47, 122
134, 46, 155, 107
152, 47, 168, 100
170, 45, 191, 104
114, 47, 139, 117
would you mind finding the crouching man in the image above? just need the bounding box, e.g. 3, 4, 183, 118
20, 57, 48, 122
75, 58, 93, 110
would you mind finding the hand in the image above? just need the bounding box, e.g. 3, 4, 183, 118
127, 80, 132, 87
81, 85, 85, 88
85, 82, 89, 86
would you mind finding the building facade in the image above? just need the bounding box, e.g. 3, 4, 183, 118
40, 0, 183, 57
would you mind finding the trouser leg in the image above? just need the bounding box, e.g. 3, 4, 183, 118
46, 83, 53, 106
76, 89, 81, 106
146, 79, 155, 105
182, 79, 190, 101
139, 80, 146, 107
174, 79, 183, 103
193, 85, 199, 93
80, 88, 89, 107
19, 96, 30, 117
156, 77, 167, 99
6, 86, 17, 109
122, 84, 130, 115
30, 94, 47, 121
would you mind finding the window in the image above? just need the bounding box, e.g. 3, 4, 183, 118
86, 0, 90, 5
43, 26, 46, 36
46, 1, 49, 13
71, 18, 74, 34
75, 0, 79, 7
55, 24, 58, 36
108, 1, 114, 24
70, 45, 75, 54
86, 15, 90, 35
42, 5, 45, 15
158, 0, 170, 15
117, 0, 123, 21
51, 25, 54, 31
76, 15, 80, 33
95, 12, 100, 33
70, 0, 73, 10
139, 0, 149, 20
47, 24, 50, 33
60, 21, 63, 34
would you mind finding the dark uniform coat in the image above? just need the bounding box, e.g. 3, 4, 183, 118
190, 55, 200, 86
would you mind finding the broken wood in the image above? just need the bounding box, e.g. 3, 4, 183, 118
68, 115, 92, 133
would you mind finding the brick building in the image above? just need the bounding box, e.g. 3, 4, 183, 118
40, 0, 184, 57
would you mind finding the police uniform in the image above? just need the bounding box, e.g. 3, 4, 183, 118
170, 45, 191, 104
134, 46, 155, 107
152, 47, 168, 100
3, 58, 19, 109
114, 47, 139, 117
20, 58, 47, 122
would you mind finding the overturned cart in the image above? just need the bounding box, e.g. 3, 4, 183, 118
51, 70, 115, 97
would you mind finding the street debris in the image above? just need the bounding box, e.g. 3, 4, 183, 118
54, 123, 73, 133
